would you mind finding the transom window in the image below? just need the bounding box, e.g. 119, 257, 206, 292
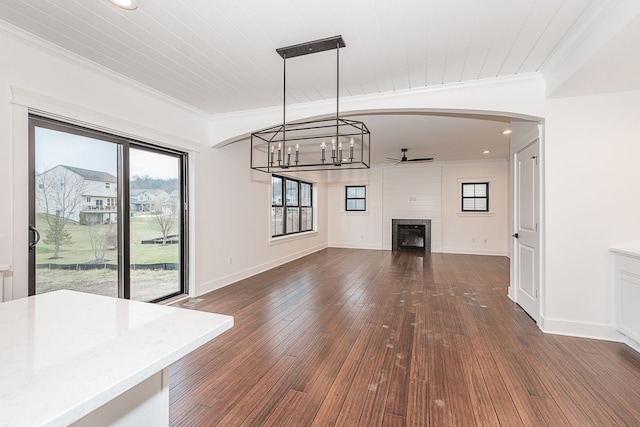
272, 175, 313, 237
462, 182, 489, 212
345, 185, 366, 211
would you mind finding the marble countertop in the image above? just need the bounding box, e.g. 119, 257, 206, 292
610, 245, 640, 257
0, 290, 233, 427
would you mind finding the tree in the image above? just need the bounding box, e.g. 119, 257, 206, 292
130, 175, 178, 193
37, 168, 85, 258
87, 223, 114, 262
153, 199, 178, 245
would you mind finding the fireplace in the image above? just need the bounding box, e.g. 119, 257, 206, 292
392, 219, 431, 252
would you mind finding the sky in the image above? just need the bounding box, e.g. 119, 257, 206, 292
35, 127, 179, 179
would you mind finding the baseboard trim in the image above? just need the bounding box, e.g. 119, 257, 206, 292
328, 242, 384, 250
196, 243, 329, 296
441, 247, 509, 257
620, 335, 640, 353
539, 316, 621, 342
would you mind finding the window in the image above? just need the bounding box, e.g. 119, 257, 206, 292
86, 197, 91, 203
271, 175, 313, 237
345, 185, 366, 211
462, 182, 489, 212
105, 182, 110, 189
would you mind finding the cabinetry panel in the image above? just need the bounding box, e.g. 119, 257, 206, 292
612, 250, 640, 345
618, 272, 640, 342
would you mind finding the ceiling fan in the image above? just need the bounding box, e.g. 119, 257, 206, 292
385, 148, 434, 164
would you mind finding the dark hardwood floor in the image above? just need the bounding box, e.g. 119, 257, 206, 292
168, 248, 640, 426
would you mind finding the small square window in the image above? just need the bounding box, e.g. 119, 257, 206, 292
346, 185, 366, 211
462, 182, 489, 212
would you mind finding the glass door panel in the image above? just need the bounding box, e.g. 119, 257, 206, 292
33, 124, 119, 297
129, 148, 182, 301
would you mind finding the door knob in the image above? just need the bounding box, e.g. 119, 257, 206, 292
512, 233, 519, 239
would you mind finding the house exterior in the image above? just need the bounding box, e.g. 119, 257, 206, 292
36, 165, 117, 225
130, 188, 171, 214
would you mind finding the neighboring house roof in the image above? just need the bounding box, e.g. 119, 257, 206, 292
84, 190, 117, 198
60, 165, 117, 183
130, 189, 170, 197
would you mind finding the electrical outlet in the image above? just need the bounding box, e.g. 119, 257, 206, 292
484, 239, 487, 243
472, 238, 475, 243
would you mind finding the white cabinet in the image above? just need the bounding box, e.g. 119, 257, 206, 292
0, 264, 10, 302
611, 248, 640, 344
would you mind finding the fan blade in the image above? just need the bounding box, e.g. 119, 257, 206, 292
385, 157, 401, 162
407, 157, 434, 162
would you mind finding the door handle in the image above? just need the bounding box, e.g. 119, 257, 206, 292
512, 233, 519, 239
29, 225, 40, 252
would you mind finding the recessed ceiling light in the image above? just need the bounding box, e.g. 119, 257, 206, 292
502, 129, 512, 135
482, 150, 491, 154
108, 0, 138, 10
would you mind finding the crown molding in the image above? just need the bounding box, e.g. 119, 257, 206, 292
0, 19, 211, 119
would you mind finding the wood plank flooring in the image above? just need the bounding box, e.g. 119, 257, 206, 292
168, 248, 640, 426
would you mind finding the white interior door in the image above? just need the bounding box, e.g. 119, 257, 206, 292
514, 140, 540, 321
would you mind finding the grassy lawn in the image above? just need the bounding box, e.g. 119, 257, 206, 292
35, 214, 179, 265
36, 268, 180, 302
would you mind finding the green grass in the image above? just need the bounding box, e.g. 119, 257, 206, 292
35, 214, 179, 265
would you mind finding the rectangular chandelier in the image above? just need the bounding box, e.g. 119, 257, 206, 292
251, 35, 371, 173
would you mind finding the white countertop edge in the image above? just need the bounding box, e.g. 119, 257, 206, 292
56, 316, 234, 427
0, 290, 234, 427
610, 246, 640, 257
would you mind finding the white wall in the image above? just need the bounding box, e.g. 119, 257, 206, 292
441, 160, 509, 256
543, 89, 640, 339
382, 165, 443, 251
328, 161, 509, 256
0, 27, 328, 301
327, 168, 384, 250
193, 139, 328, 296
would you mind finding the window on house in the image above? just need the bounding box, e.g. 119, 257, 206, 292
105, 182, 110, 189
86, 197, 91, 203
345, 185, 366, 211
462, 182, 489, 212
271, 175, 313, 237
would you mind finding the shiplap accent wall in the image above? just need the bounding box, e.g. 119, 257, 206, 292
382, 165, 442, 251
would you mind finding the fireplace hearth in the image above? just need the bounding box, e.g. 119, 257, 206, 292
392, 219, 431, 253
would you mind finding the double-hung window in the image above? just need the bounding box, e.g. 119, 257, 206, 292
345, 185, 366, 211
461, 182, 489, 212
272, 175, 313, 237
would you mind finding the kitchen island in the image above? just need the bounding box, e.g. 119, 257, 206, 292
0, 290, 233, 426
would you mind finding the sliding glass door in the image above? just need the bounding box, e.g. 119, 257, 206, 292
28, 116, 188, 302
129, 148, 183, 301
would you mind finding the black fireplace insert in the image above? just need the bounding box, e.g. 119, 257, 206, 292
392, 219, 431, 253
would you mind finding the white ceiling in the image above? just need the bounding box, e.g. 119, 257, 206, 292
0, 0, 620, 162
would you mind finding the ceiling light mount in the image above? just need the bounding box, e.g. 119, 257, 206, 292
107, 0, 138, 10
251, 35, 370, 173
